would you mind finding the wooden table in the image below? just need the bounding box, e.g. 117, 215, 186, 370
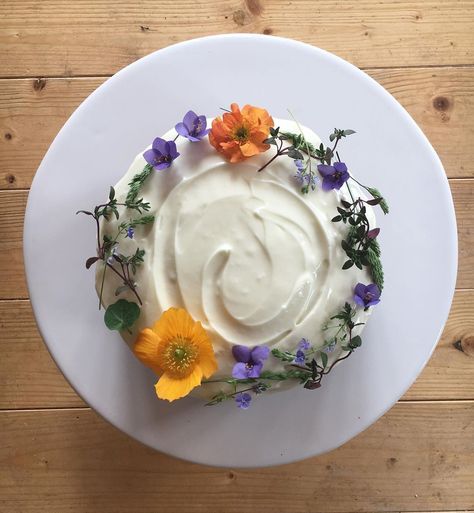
1, 2, 473, 512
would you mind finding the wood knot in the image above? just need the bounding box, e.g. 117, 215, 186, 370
140, 25, 150, 32
233, 9, 246, 26
386, 457, 398, 468
33, 78, 46, 91
4, 132, 12, 140
245, 0, 263, 16
5, 174, 16, 184
454, 336, 474, 357
433, 96, 450, 112
227, 471, 235, 480
263, 27, 273, 35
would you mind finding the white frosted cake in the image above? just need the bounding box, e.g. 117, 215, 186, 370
80, 104, 387, 407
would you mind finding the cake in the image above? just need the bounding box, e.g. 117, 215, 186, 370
79, 104, 388, 408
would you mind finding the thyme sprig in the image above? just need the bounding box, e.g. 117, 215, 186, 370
78, 173, 154, 330
205, 303, 364, 405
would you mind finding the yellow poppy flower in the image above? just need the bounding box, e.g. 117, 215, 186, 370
134, 308, 218, 401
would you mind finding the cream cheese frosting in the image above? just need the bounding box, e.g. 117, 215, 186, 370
96, 119, 376, 391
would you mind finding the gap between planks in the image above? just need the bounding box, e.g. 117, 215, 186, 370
1, 62, 474, 82
1, 399, 473, 414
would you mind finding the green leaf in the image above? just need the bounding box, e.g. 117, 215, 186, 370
104, 299, 140, 331
342, 260, 354, 270
320, 351, 328, 368
350, 335, 362, 349
343, 129, 356, 136
109, 186, 115, 201
329, 133, 336, 142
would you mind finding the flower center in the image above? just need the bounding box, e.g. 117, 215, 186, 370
163, 337, 198, 377
154, 154, 171, 164
333, 171, 342, 180
233, 125, 249, 142
364, 292, 374, 302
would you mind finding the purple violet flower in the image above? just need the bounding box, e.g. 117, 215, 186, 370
324, 340, 336, 353
126, 227, 134, 239
317, 162, 350, 191
143, 137, 180, 170
175, 110, 210, 142
294, 350, 306, 365
298, 338, 311, 351
235, 392, 252, 409
354, 282, 381, 308
107, 245, 118, 264
232, 345, 270, 379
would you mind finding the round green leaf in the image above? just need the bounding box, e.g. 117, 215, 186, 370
104, 299, 140, 331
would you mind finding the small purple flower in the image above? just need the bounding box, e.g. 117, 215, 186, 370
126, 227, 134, 239
235, 392, 252, 409
107, 245, 118, 264
298, 338, 311, 351
354, 282, 381, 308
294, 350, 306, 365
317, 162, 350, 191
143, 137, 180, 170
175, 110, 210, 142
324, 340, 336, 353
294, 167, 306, 184
294, 159, 305, 171
232, 345, 270, 379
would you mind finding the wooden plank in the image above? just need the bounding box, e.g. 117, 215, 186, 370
0, 190, 27, 298
0, 77, 105, 189
0, 300, 84, 409
0, 1, 473, 78
1, 179, 472, 299
0, 402, 473, 512
1, 69, 473, 191
1, 288, 473, 409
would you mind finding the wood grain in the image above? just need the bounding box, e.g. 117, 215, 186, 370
1, 179, 471, 300
0, 402, 473, 512
1, 68, 474, 190
0, 300, 84, 409
1, 289, 473, 409
1, 1, 474, 78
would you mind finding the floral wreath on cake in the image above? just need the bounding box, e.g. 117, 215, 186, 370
78, 104, 389, 409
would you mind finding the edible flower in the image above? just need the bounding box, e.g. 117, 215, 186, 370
353, 283, 381, 309
209, 103, 274, 162
235, 392, 252, 409
126, 227, 134, 239
175, 110, 210, 142
232, 344, 270, 379
317, 162, 350, 191
134, 308, 217, 401
143, 137, 180, 170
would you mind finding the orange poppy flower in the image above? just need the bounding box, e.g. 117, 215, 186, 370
134, 308, 217, 401
209, 103, 274, 162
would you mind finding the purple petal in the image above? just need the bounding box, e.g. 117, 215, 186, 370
366, 297, 381, 307
354, 283, 367, 298
251, 345, 270, 364
143, 148, 158, 166
334, 162, 347, 173
183, 110, 198, 131
154, 161, 172, 170
232, 362, 249, 379
366, 283, 381, 298
321, 177, 335, 191
353, 294, 366, 307
247, 362, 263, 378
167, 140, 179, 159
232, 345, 251, 363
152, 137, 168, 154
317, 164, 335, 178
175, 122, 190, 137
